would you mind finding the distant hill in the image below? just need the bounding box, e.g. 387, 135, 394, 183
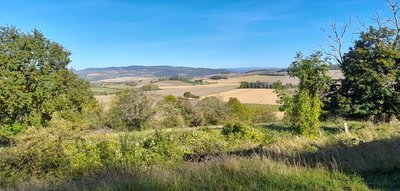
77, 65, 230, 81
245, 68, 287, 76
225, 67, 282, 73
244, 65, 341, 76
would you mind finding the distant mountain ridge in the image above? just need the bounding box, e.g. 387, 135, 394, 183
77, 65, 230, 81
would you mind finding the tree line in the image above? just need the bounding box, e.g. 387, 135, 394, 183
239, 81, 296, 89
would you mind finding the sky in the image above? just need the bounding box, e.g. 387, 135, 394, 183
0, 0, 390, 70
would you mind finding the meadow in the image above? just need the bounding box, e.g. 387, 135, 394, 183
2, 1, 400, 189
2, 119, 399, 190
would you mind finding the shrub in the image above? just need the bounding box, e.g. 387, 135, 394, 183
176, 97, 203, 127
159, 100, 185, 129
176, 97, 227, 127
226, 97, 250, 121
163, 95, 177, 105
196, 97, 227, 125
107, 89, 157, 130
183, 92, 200, 99
222, 122, 262, 141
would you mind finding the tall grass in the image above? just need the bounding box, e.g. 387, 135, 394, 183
26, 157, 370, 191
1, 121, 399, 190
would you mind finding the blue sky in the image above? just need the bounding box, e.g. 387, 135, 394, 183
0, 0, 389, 70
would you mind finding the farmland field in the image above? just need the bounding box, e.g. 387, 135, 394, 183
153, 74, 294, 98
94, 74, 288, 108
205, 89, 279, 105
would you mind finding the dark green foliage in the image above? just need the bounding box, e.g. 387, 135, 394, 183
275, 52, 330, 137
107, 89, 157, 130
222, 122, 264, 142
140, 84, 160, 91
0, 26, 96, 139
209, 75, 228, 80
239, 81, 296, 89
326, 26, 400, 122
183, 91, 200, 99
222, 122, 249, 137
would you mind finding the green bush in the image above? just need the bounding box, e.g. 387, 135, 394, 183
196, 97, 227, 126
176, 97, 202, 127
222, 122, 262, 141
107, 89, 157, 130
163, 95, 177, 105
226, 98, 251, 121
183, 91, 200, 99
159, 101, 185, 129
176, 97, 225, 127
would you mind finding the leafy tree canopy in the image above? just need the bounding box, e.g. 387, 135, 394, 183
327, 26, 400, 122
0, 26, 96, 138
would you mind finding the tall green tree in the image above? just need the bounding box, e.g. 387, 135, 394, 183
275, 52, 330, 137
322, 1, 400, 122
0, 26, 96, 137
326, 26, 400, 122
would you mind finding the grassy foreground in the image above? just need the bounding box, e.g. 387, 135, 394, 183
32, 158, 369, 191
1, 121, 399, 190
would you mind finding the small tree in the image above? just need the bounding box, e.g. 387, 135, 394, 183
275, 52, 330, 137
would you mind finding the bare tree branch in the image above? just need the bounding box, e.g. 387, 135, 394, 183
387, 0, 400, 47
321, 19, 351, 66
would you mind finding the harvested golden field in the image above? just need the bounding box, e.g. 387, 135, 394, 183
205, 89, 279, 105
153, 75, 295, 97
94, 74, 304, 108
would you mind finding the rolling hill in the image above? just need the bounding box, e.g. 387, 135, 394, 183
77, 65, 230, 81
